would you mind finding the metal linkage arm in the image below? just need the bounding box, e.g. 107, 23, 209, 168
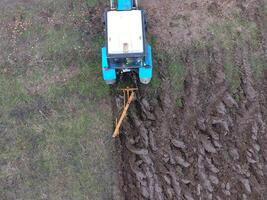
113, 88, 137, 137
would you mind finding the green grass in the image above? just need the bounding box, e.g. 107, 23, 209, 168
0, 74, 33, 112
208, 16, 260, 50
146, 36, 162, 93
149, 49, 186, 106
250, 53, 267, 79
85, 0, 99, 7
175, 98, 183, 108
207, 13, 264, 92
169, 61, 186, 92
0, 71, 113, 199
0, 0, 113, 199
224, 51, 241, 94
150, 72, 161, 90
151, 46, 186, 93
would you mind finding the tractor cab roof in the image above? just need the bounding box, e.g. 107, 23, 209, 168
106, 10, 145, 58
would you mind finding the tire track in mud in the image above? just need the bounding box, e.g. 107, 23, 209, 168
235, 43, 266, 199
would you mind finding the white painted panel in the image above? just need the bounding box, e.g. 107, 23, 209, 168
107, 10, 144, 55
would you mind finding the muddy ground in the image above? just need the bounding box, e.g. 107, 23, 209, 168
112, 1, 267, 200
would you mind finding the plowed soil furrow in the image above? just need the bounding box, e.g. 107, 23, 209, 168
112, 1, 267, 200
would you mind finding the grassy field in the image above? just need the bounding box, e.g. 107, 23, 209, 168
0, 0, 115, 199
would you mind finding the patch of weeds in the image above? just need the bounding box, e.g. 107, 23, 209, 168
176, 98, 183, 108
150, 72, 161, 90
168, 60, 186, 93
56, 114, 92, 140
151, 47, 186, 95
149, 44, 161, 91
0, 75, 32, 112
265, 6, 267, 16
14, 95, 113, 199
192, 50, 209, 76
192, 39, 211, 51
1, 0, 114, 199
170, 14, 190, 28
197, 63, 209, 75
0, 128, 22, 161
36, 140, 58, 177
85, 0, 99, 7
250, 54, 266, 79
92, 35, 105, 51
224, 50, 241, 93
208, 17, 261, 50
208, 16, 262, 93
20, 22, 45, 41
39, 101, 112, 199
45, 26, 82, 63
66, 62, 108, 100
233, 93, 241, 103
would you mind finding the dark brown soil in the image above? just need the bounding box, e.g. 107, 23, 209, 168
112, 1, 267, 199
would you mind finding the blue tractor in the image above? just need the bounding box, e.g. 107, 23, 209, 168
101, 0, 153, 84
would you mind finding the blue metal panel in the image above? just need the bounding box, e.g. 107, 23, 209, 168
102, 47, 108, 68
145, 44, 152, 67
102, 47, 116, 81
118, 0, 132, 10
139, 67, 152, 79
139, 44, 153, 79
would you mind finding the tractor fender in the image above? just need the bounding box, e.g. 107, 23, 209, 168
102, 47, 116, 84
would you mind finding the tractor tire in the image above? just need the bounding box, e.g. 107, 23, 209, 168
105, 79, 116, 85
140, 78, 151, 84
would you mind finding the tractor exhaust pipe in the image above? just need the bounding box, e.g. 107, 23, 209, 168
110, 0, 115, 10
133, 0, 139, 9
135, 0, 139, 8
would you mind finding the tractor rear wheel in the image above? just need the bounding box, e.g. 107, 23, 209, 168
140, 78, 151, 84
105, 79, 116, 85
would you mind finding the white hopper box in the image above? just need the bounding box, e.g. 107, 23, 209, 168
107, 10, 145, 55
